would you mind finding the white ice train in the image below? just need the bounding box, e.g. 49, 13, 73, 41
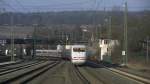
71, 45, 86, 65
34, 49, 61, 60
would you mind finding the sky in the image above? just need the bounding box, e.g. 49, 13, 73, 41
1, 0, 150, 12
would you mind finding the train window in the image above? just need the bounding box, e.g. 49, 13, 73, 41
73, 48, 85, 52
104, 40, 108, 44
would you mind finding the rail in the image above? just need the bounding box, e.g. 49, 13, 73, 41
71, 63, 90, 84
89, 61, 150, 84
0, 61, 60, 84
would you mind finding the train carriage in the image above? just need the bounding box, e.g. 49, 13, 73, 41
71, 45, 86, 65
35, 49, 61, 60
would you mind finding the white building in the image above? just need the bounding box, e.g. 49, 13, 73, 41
99, 39, 119, 61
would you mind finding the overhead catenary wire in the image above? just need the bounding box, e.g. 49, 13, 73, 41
1, 0, 150, 12
1, 0, 17, 12
1, 0, 17, 61
91, 0, 102, 41
23, 0, 92, 7
15, 0, 31, 13
15, 0, 92, 12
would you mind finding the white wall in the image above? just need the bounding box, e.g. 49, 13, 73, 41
99, 39, 119, 60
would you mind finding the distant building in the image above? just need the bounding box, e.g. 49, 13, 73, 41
99, 39, 119, 61
140, 39, 150, 51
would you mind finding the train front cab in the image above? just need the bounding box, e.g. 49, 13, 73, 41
71, 45, 86, 65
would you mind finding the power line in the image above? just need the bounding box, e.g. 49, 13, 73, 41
17, 5, 150, 10
13, 0, 92, 12
15, 0, 31, 12
2, 0, 150, 12
123, 1, 128, 66
1, 0, 16, 61
23, 0, 92, 7
1, 0, 17, 12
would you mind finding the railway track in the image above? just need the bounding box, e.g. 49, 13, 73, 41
30, 61, 91, 84
70, 63, 90, 84
107, 67, 150, 84
0, 61, 44, 76
0, 60, 23, 68
89, 61, 150, 84
116, 67, 150, 80
0, 60, 38, 70
0, 61, 60, 84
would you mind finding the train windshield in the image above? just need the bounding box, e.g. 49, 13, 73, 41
73, 48, 85, 52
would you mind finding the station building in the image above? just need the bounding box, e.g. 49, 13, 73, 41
99, 39, 119, 61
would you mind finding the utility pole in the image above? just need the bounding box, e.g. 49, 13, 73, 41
108, 16, 112, 63
47, 28, 50, 49
66, 35, 68, 45
32, 24, 37, 59
108, 16, 112, 40
146, 36, 149, 63
10, 13, 15, 61
123, 1, 128, 65
82, 30, 85, 41
91, 32, 94, 45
